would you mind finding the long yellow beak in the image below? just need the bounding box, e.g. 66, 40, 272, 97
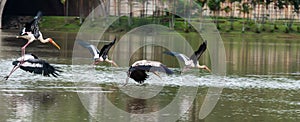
49, 38, 61, 50
206, 67, 211, 72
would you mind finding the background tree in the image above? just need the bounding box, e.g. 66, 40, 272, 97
288, 0, 300, 31
229, 0, 240, 30
224, 5, 232, 17
128, 0, 133, 26
276, 0, 285, 30
294, 0, 300, 32
240, 2, 250, 32
261, 0, 271, 31
195, 0, 207, 31
208, 0, 222, 29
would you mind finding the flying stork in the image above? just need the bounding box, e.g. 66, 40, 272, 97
77, 38, 118, 67
17, 11, 61, 57
164, 40, 211, 72
125, 60, 174, 85
4, 54, 62, 80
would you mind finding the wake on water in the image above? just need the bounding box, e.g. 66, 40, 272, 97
1, 60, 299, 90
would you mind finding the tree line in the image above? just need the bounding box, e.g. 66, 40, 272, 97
60, 0, 300, 33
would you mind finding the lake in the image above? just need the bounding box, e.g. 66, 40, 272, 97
0, 29, 299, 122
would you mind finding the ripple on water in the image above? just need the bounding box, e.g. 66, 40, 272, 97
0, 60, 299, 90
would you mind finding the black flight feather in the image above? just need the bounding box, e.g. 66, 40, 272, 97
190, 40, 207, 65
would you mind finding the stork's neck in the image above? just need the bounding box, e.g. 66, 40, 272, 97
40, 38, 50, 43
37, 31, 49, 43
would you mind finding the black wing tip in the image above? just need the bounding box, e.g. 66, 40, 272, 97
77, 40, 90, 47
35, 11, 42, 18
160, 64, 174, 75
201, 40, 207, 47
42, 63, 63, 78
204, 40, 207, 46
47, 67, 62, 77
111, 37, 117, 45
163, 51, 176, 56
163, 51, 171, 54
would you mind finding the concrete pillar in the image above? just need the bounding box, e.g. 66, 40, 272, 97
0, 0, 7, 28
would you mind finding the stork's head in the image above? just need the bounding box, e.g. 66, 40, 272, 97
48, 38, 61, 50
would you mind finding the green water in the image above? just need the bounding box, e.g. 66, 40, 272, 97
0, 30, 299, 122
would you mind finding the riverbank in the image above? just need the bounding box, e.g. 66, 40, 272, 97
4, 16, 297, 41
38, 16, 300, 33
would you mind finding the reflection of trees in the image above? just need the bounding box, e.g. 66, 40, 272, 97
0, 92, 56, 121
0, 91, 89, 121
225, 36, 300, 75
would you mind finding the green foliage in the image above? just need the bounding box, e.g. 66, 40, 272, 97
293, 0, 300, 13
195, 0, 207, 7
208, 0, 221, 12
224, 6, 232, 14
36, 13, 300, 34
277, 0, 284, 9
39, 16, 80, 32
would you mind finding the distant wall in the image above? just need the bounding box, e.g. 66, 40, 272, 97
0, 0, 64, 28
0, 0, 99, 29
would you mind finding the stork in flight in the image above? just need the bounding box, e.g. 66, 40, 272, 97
17, 11, 61, 57
4, 54, 62, 80
164, 40, 211, 72
77, 38, 118, 67
125, 60, 174, 85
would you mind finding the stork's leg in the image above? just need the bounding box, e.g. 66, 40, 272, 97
4, 65, 20, 80
93, 60, 100, 65
123, 77, 129, 86
105, 59, 118, 67
152, 72, 162, 79
21, 41, 31, 60
181, 66, 190, 74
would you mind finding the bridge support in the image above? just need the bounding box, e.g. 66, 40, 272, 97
0, 0, 7, 28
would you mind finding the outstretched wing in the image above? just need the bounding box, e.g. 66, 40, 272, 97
21, 11, 42, 38
19, 59, 62, 77
133, 64, 174, 75
77, 40, 100, 58
128, 66, 148, 84
128, 64, 173, 83
164, 51, 191, 64
190, 40, 207, 65
99, 37, 117, 59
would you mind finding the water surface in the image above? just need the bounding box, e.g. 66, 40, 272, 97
0, 30, 299, 121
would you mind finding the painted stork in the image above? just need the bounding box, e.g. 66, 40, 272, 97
17, 11, 61, 57
125, 60, 174, 85
4, 54, 62, 80
77, 38, 118, 67
164, 40, 211, 72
